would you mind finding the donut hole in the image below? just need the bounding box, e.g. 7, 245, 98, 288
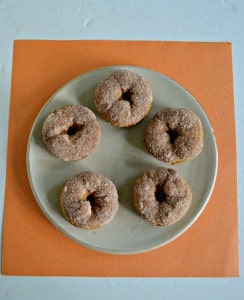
155, 185, 167, 203
120, 89, 133, 104
67, 122, 83, 136
166, 129, 179, 144
87, 193, 96, 207
86, 193, 103, 213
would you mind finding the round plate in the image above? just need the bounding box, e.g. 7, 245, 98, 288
26, 66, 218, 254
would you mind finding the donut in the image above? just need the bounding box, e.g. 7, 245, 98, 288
60, 171, 119, 229
42, 105, 100, 161
132, 167, 192, 226
94, 70, 153, 127
144, 108, 203, 164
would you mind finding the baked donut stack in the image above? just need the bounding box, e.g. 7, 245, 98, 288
42, 69, 203, 229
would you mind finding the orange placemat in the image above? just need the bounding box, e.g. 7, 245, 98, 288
2, 40, 238, 277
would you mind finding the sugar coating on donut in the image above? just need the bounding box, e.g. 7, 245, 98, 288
60, 171, 119, 229
94, 70, 153, 127
145, 108, 203, 164
42, 105, 100, 161
133, 168, 192, 226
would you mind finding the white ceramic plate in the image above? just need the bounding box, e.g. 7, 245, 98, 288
27, 66, 218, 254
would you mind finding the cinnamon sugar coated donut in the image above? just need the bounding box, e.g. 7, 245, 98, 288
42, 105, 100, 161
60, 171, 119, 229
145, 108, 203, 164
94, 70, 153, 127
133, 168, 192, 226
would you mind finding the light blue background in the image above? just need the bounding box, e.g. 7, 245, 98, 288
0, 1, 243, 299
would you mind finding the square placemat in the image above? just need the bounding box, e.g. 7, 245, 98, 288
2, 40, 239, 276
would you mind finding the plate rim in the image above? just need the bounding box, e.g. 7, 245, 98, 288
26, 65, 218, 255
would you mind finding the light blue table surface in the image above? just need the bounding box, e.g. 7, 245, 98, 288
0, 1, 243, 299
